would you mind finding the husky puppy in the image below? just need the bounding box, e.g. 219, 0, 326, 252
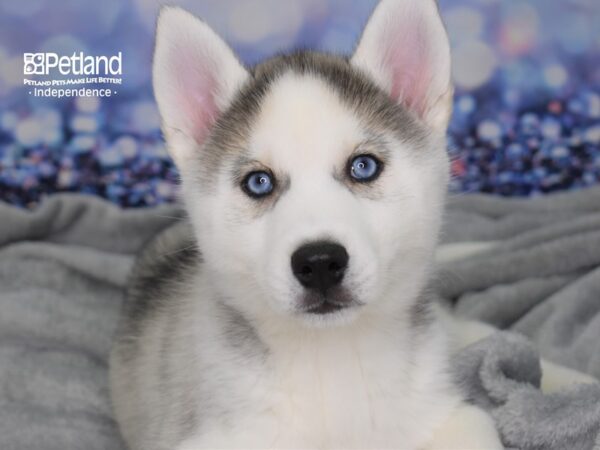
110, 1, 503, 448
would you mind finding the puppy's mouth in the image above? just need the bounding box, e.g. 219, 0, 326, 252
305, 300, 348, 315
298, 290, 361, 315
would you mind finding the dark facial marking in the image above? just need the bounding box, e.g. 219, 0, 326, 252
216, 301, 268, 358
225, 156, 291, 220
333, 135, 392, 200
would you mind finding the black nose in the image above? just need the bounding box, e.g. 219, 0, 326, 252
291, 242, 349, 294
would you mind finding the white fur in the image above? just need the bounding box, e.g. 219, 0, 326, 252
167, 71, 498, 448
188, 72, 449, 328
171, 276, 462, 449
111, 1, 503, 449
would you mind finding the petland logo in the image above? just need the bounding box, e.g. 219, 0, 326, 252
23, 52, 122, 98
24, 52, 122, 76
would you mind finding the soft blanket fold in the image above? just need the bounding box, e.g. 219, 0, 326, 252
439, 188, 600, 449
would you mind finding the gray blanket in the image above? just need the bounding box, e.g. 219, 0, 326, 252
1, 191, 599, 450
438, 188, 600, 449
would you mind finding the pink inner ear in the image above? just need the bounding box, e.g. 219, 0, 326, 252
381, 19, 432, 118
171, 50, 220, 145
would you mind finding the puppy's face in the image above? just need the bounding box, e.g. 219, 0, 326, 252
153, 0, 453, 326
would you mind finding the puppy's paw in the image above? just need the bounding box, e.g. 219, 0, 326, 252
425, 404, 503, 450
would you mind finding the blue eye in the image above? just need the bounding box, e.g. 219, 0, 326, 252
243, 171, 274, 198
349, 155, 381, 182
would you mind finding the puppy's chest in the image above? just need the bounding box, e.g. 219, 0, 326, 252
273, 351, 408, 434
215, 338, 436, 449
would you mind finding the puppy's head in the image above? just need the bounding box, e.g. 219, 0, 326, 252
153, 0, 452, 327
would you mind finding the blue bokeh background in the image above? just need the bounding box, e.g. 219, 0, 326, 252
0, 0, 599, 207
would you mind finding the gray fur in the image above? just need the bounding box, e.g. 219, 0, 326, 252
409, 290, 436, 332
110, 222, 204, 448
216, 301, 268, 357
115, 220, 198, 344
332, 134, 392, 200
227, 155, 293, 219
110, 222, 271, 449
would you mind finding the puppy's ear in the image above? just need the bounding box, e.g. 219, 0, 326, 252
153, 7, 248, 165
352, 0, 452, 131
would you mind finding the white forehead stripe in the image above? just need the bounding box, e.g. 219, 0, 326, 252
249, 73, 364, 170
